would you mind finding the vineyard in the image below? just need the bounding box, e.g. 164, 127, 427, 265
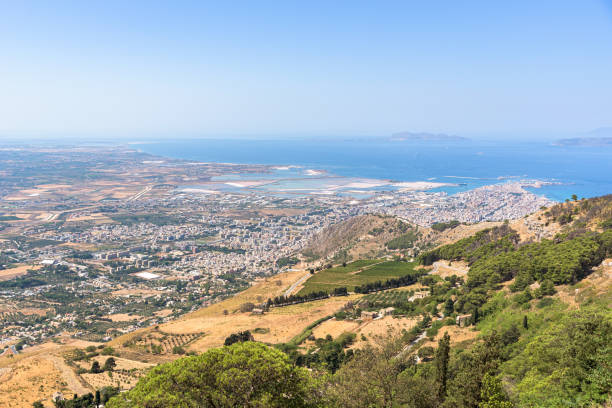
298, 260, 419, 295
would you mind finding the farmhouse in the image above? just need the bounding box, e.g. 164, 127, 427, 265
409, 291, 429, 302
361, 311, 378, 320
456, 314, 472, 327
379, 307, 395, 316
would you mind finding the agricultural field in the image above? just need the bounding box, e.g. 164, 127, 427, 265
298, 260, 418, 295
123, 328, 204, 355
77, 356, 154, 391
357, 289, 412, 307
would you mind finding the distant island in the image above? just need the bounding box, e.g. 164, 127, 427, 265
553, 137, 612, 147
554, 127, 612, 146
390, 132, 469, 142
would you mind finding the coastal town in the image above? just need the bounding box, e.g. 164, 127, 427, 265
0, 145, 553, 353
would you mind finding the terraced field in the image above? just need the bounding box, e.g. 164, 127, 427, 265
297, 260, 418, 295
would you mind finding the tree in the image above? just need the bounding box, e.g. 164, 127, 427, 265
479, 373, 513, 408
571, 194, 578, 202
105, 342, 322, 408
539, 280, 556, 296
95, 390, 101, 407
172, 345, 186, 355
101, 346, 115, 356
224, 330, 254, 346
239, 302, 255, 313
501, 325, 520, 346
472, 308, 480, 325
418, 346, 435, 361
103, 357, 116, 372
444, 298, 454, 316
522, 315, 528, 330
91, 361, 102, 374
32, 402, 44, 408
436, 332, 451, 400
445, 331, 504, 407
331, 332, 420, 408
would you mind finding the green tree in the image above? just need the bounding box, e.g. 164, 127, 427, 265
106, 342, 322, 408
101, 346, 115, 356
479, 373, 513, 408
418, 346, 435, 361
103, 357, 116, 372
32, 402, 44, 408
91, 361, 102, 374
331, 332, 420, 408
444, 298, 454, 316
436, 332, 451, 400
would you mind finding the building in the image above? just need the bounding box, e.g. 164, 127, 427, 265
361, 311, 378, 320
456, 314, 472, 327
379, 307, 395, 316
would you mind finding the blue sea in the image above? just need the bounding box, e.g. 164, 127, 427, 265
133, 138, 612, 202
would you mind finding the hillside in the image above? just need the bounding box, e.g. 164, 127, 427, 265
2, 195, 611, 407
301, 214, 430, 262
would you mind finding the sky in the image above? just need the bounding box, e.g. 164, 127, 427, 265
1, 1, 611, 139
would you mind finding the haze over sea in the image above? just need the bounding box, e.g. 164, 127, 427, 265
134, 138, 612, 202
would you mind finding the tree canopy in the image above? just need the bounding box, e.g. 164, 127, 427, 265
106, 341, 322, 408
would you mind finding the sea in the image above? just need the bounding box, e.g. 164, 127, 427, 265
133, 138, 612, 202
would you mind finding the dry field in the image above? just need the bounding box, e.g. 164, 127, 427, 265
0, 355, 67, 408
124, 329, 203, 354
111, 288, 163, 298
0, 307, 53, 317
357, 316, 419, 340
419, 325, 479, 349
430, 261, 469, 278
154, 309, 173, 317
163, 296, 359, 352
105, 313, 142, 322
0, 340, 97, 408
311, 318, 360, 339
77, 355, 154, 391
0, 264, 40, 281
111, 269, 355, 351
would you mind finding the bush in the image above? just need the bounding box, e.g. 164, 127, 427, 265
239, 302, 255, 313
101, 346, 115, 356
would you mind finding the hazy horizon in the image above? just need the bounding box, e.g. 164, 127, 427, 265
1, 1, 612, 138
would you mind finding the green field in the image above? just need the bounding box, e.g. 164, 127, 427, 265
297, 260, 418, 295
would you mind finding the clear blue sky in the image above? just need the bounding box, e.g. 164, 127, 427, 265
1, 1, 611, 138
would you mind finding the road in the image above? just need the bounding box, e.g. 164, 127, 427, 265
284, 273, 312, 297
127, 185, 153, 202
47, 354, 92, 395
